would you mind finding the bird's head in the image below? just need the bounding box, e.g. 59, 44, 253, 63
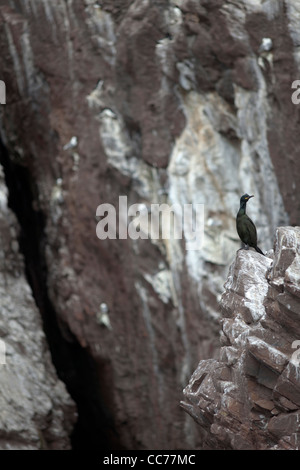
240, 194, 254, 204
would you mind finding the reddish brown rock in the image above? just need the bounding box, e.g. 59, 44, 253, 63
0, 0, 299, 451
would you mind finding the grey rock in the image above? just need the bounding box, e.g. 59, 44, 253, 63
182, 227, 300, 450
0, 0, 299, 450
0, 166, 76, 450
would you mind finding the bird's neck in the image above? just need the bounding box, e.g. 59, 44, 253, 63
238, 201, 247, 216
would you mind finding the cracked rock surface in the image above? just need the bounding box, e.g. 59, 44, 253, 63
182, 227, 300, 450
0, 0, 299, 449
0, 167, 76, 450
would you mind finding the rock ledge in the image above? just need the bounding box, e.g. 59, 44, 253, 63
182, 227, 300, 450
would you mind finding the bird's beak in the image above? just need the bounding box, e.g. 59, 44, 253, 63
246, 195, 254, 200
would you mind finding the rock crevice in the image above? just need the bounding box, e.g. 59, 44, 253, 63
0, 140, 122, 450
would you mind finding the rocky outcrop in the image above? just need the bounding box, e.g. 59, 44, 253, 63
0, 0, 299, 449
182, 227, 300, 450
0, 166, 76, 449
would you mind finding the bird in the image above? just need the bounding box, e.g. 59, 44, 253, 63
236, 194, 265, 255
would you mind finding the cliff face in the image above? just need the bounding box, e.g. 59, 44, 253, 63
0, 165, 75, 449
0, 0, 299, 449
182, 227, 300, 450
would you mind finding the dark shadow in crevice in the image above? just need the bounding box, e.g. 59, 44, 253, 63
0, 142, 122, 450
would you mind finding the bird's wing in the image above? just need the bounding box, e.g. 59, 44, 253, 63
245, 216, 257, 245
237, 214, 258, 246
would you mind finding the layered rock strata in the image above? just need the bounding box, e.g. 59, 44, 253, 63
0, 0, 299, 449
182, 227, 300, 450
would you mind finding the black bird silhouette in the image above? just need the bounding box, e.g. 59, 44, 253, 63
236, 194, 264, 255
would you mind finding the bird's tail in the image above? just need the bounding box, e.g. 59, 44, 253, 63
255, 245, 265, 256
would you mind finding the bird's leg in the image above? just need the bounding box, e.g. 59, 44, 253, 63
244, 244, 249, 250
